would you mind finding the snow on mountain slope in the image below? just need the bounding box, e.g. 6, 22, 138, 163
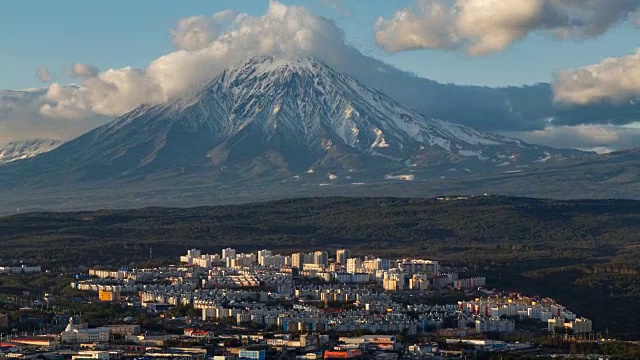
160, 56, 544, 155
0, 56, 584, 187
0, 139, 63, 164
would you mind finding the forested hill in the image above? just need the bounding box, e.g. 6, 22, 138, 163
1, 196, 638, 266
1, 196, 640, 337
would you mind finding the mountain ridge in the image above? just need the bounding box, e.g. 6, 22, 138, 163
0, 56, 636, 212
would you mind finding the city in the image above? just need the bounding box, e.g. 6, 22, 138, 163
0, 247, 605, 360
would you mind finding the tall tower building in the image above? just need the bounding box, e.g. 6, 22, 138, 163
346, 258, 362, 273
222, 248, 236, 260
313, 251, 328, 267
292, 253, 304, 269
336, 249, 350, 265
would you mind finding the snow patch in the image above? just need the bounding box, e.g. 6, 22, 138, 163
253, 56, 317, 75
534, 151, 552, 163
371, 151, 403, 161
371, 128, 389, 149
458, 150, 481, 157
426, 136, 451, 151
385, 174, 415, 181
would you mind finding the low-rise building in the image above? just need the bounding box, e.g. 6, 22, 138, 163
548, 317, 592, 334
61, 319, 109, 344
72, 351, 110, 360
10, 336, 59, 347
0, 265, 41, 274
239, 349, 265, 360
98, 289, 119, 302
107, 324, 141, 336
475, 318, 515, 333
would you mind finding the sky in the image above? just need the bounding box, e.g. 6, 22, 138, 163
1, 0, 640, 152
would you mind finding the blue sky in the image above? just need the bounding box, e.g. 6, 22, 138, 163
1, 0, 638, 90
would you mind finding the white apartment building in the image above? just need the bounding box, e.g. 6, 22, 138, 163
336, 249, 350, 265
475, 318, 515, 333
346, 258, 362, 274
548, 317, 592, 334
222, 248, 236, 260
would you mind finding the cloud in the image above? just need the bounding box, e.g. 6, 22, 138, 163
70, 63, 99, 78
169, 10, 236, 51
0, 89, 107, 146
553, 49, 640, 105
375, 0, 640, 55
40, 1, 361, 118
374, 0, 458, 53
41, 67, 164, 119
503, 123, 640, 153
36, 67, 51, 83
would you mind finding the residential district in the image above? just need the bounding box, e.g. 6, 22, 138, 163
0, 248, 604, 360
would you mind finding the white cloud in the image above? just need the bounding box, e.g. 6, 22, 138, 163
375, 0, 640, 55
374, 0, 458, 53
40, 1, 360, 118
553, 49, 640, 105
0, 89, 106, 146
36, 67, 51, 83
169, 10, 236, 51
503, 123, 640, 152
70, 63, 99, 78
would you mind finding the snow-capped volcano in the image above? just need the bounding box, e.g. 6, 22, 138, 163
0, 139, 63, 164
0, 56, 582, 187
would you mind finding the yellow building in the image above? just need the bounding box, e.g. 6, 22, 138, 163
98, 289, 119, 302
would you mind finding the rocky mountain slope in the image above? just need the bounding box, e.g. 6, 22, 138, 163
0, 139, 63, 164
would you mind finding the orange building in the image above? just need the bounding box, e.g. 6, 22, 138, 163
324, 349, 362, 359
98, 289, 119, 302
